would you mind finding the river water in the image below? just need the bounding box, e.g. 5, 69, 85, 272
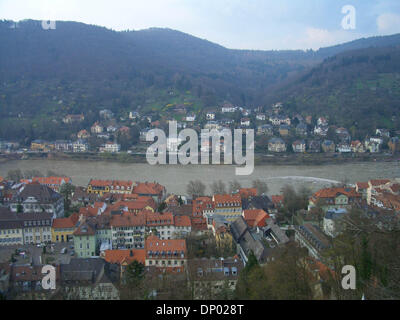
0, 160, 398, 195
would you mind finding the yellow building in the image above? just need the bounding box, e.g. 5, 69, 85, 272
212, 194, 242, 222
87, 180, 134, 196
30, 140, 54, 152
0, 223, 24, 246
52, 214, 79, 243
87, 180, 111, 196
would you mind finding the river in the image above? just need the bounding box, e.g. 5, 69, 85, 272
0, 160, 398, 195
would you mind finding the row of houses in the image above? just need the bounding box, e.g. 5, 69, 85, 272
266, 137, 396, 153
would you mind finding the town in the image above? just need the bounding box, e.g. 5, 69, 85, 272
0, 172, 399, 300
1, 102, 399, 161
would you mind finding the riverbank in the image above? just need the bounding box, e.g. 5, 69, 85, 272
0, 158, 398, 195
1, 151, 398, 166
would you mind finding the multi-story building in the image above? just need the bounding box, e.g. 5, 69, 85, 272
145, 235, 187, 274
308, 187, 361, 212
72, 139, 89, 153
31, 176, 71, 192
20, 212, 53, 245
52, 213, 79, 243
91, 122, 103, 134
60, 258, 120, 300
268, 137, 287, 153
54, 140, 73, 152
212, 194, 242, 222
73, 221, 97, 258
100, 142, 121, 153
111, 213, 146, 249
295, 224, 331, 261
187, 258, 243, 299
0, 209, 24, 246
292, 140, 306, 153
10, 183, 64, 218
132, 182, 166, 203
87, 180, 134, 196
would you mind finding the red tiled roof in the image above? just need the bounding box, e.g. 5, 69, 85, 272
193, 197, 214, 216
389, 184, 400, 193
146, 211, 173, 226
111, 180, 133, 189
73, 222, 96, 236
213, 194, 242, 205
239, 188, 257, 198
124, 201, 155, 211
243, 209, 270, 228
111, 212, 146, 227
145, 235, 186, 254
104, 249, 145, 265
356, 182, 369, 189
313, 187, 360, 199
79, 206, 101, 217
174, 215, 191, 227
271, 195, 284, 204
133, 182, 165, 195
370, 179, 391, 187
32, 176, 71, 186
52, 214, 78, 229
89, 179, 113, 187
191, 216, 208, 230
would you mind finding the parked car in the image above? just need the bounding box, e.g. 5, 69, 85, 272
61, 247, 67, 254
70, 250, 75, 256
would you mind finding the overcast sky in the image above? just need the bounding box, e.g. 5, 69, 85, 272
1, 0, 400, 50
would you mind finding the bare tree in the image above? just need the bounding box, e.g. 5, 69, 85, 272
252, 179, 268, 195
210, 180, 226, 195
229, 180, 242, 194
186, 180, 206, 198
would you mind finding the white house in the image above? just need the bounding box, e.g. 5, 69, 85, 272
206, 112, 216, 120
100, 142, 121, 153
186, 114, 196, 122
337, 144, 352, 153
256, 114, 266, 121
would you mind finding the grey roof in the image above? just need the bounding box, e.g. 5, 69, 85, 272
325, 208, 348, 220
296, 224, 331, 250
14, 184, 62, 204
269, 137, 285, 144
230, 217, 248, 243
242, 195, 274, 211
0, 207, 51, 228
239, 230, 268, 263
265, 218, 289, 244
231, 217, 269, 263
60, 258, 105, 283
187, 258, 244, 281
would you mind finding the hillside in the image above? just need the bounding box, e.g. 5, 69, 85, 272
0, 19, 400, 135
266, 45, 400, 136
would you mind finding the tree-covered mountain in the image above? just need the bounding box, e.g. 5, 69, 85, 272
265, 45, 400, 137
0, 19, 400, 132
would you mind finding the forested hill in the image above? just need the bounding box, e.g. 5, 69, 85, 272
264, 45, 400, 134
1, 19, 400, 122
